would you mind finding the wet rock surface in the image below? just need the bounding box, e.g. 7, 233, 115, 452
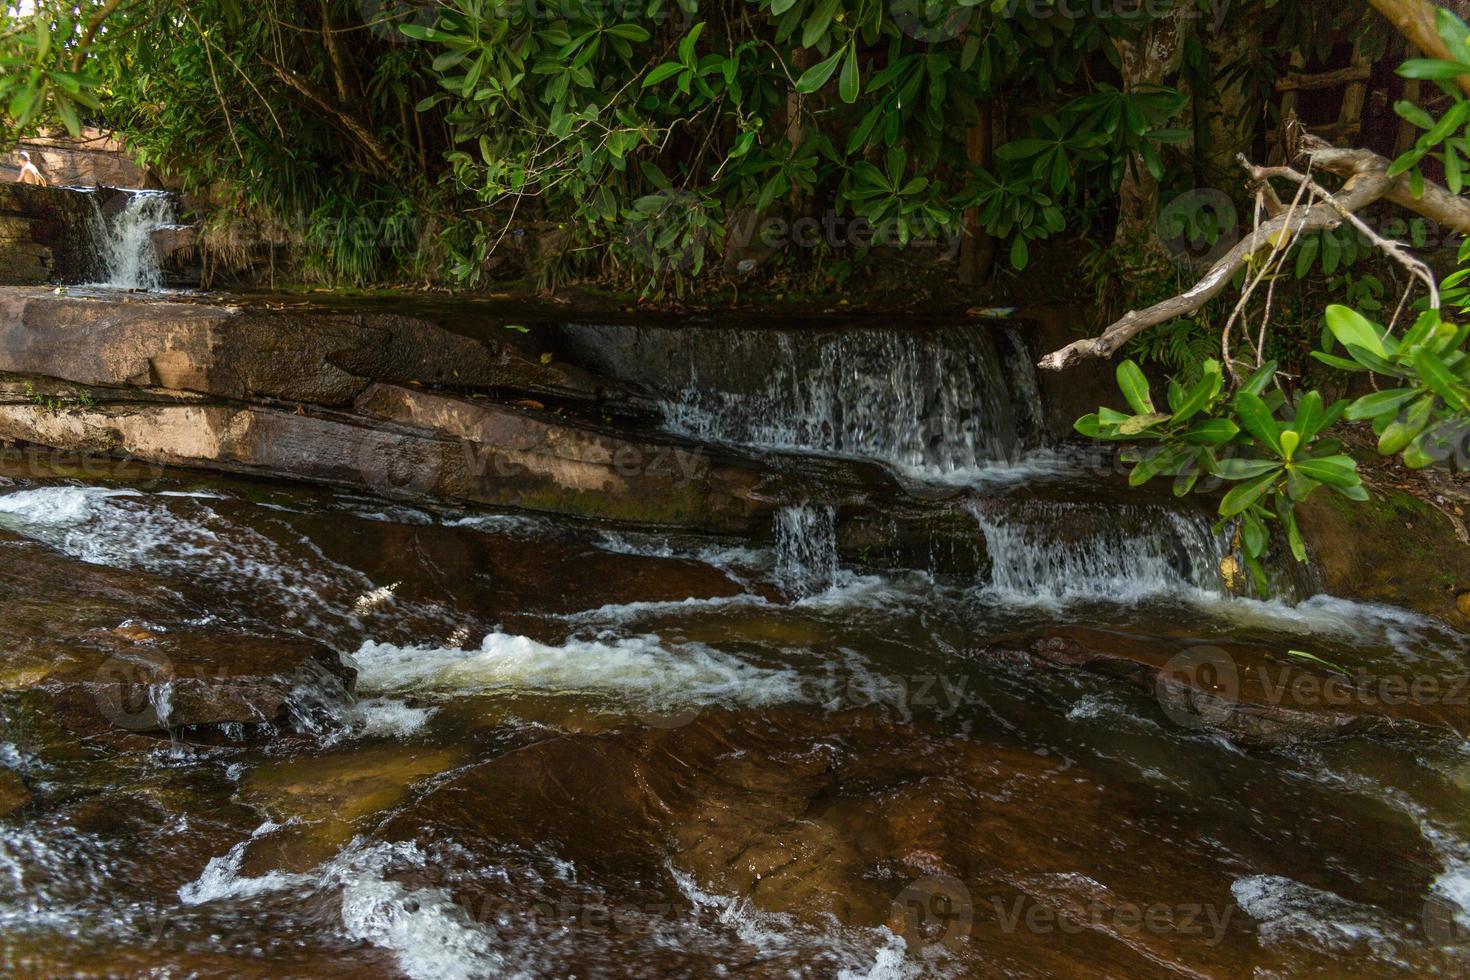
0, 287, 595, 404
985, 625, 1470, 747
0, 530, 354, 734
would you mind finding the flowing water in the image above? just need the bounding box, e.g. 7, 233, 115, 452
1, 313, 1469, 978
83, 189, 178, 290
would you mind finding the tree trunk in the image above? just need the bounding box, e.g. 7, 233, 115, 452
1111, 8, 1191, 247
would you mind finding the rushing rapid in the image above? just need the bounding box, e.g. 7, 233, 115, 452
0, 312, 1467, 978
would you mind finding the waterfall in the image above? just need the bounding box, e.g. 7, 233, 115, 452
660, 326, 1047, 481
773, 504, 838, 598
85, 190, 176, 289
968, 498, 1228, 602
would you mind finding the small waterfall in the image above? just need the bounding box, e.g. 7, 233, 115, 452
773, 504, 838, 597
85, 189, 176, 289
661, 326, 1046, 481
969, 499, 1228, 602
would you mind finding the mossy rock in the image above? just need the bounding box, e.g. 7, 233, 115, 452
1297, 487, 1470, 629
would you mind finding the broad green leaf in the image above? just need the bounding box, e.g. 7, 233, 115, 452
1344, 387, 1421, 421
795, 51, 843, 93
1220, 470, 1279, 518
1118, 412, 1171, 435
1398, 58, 1470, 80
1291, 455, 1360, 488
1412, 347, 1470, 412
1279, 429, 1300, 461
1116, 360, 1154, 415
1181, 418, 1240, 445
1324, 305, 1388, 358
1377, 393, 1435, 454
839, 45, 860, 104
1213, 457, 1282, 480
1234, 390, 1283, 456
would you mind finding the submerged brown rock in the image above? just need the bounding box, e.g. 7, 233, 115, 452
985, 625, 1470, 747
0, 530, 353, 734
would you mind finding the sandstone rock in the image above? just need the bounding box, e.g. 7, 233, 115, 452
378, 708, 1443, 975
986, 625, 1470, 746
0, 286, 600, 405
1297, 488, 1470, 628
0, 531, 354, 734
0, 186, 99, 283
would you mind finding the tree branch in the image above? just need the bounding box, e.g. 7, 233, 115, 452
1368, 0, 1470, 99
1037, 171, 1391, 371
1300, 134, 1470, 236
259, 54, 397, 176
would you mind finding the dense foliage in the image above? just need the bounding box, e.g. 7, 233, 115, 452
1, 0, 1367, 291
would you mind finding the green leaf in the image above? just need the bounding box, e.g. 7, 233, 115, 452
1344, 387, 1421, 421
1324, 305, 1388, 358
1170, 360, 1221, 423
795, 51, 843, 94
1279, 429, 1300, 461
1291, 455, 1361, 488
1413, 347, 1470, 412
839, 45, 860, 104
1115, 360, 1154, 415
1009, 235, 1029, 270
1118, 412, 1171, 435
1220, 469, 1280, 518
1234, 390, 1283, 456
1240, 359, 1278, 396
1398, 58, 1470, 80
1213, 458, 1283, 480
1377, 393, 1435, 455
1310, 350, 1368, 373
1395, 99, 1436, 130
643, 63, 685, 88
1180, 418, 1239, 445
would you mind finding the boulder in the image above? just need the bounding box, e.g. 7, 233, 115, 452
1297, 487, 1470, 629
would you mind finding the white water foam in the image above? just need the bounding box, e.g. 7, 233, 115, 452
84, 189, 177, 290
0, 485, 376, 636
356, 697, 437, 738
325, 840, 509, 980
178, 820, 311, 905
350, 631, 806, 714
669, 866, 929, 979
1230, 875, 1406, 962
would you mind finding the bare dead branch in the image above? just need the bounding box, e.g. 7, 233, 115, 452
1037, 171, 1392, 372
1301, 135, 1470, 236
1246, 155, 1441, 309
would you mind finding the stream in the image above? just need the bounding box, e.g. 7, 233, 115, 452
0, 284, 1469, 977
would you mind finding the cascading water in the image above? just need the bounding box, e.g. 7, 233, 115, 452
773, 503, 838, 597
659, 325, 1049, 482
968, 498, 1228, 602
85, 189, 177, 289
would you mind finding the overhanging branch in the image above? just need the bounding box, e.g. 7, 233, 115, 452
1037, 171, 1391, 372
